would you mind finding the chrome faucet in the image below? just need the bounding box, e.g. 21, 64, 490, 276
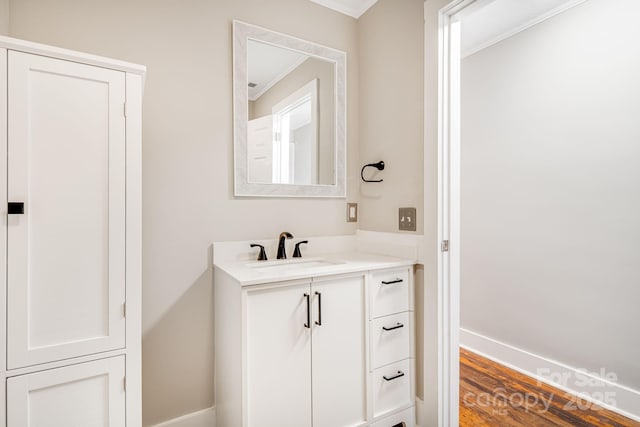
277, 232, 293, 259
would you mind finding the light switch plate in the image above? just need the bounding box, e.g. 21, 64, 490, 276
347, 203, 358, 222
399, 207, 416, 231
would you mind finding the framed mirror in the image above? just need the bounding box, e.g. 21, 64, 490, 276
233, 21, 346, 197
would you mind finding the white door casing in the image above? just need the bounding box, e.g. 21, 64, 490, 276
435, 1, 482, 426
7, 51, 126, 369
0, 47, 7, 427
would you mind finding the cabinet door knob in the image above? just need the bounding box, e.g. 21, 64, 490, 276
383, 370, 405, 382
8, 202, 25, 215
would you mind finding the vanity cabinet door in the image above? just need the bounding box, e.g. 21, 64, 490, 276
246, 283, 312, 427
6, 356, 126, 427
6, 51, 126, 369
311, 275, 366, 427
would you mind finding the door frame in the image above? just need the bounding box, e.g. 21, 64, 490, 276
434, 0, 489, 425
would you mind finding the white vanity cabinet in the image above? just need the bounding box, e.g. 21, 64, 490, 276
369, 269, 414, 421
245, 275, 366, 427
214, 251, 416, 427
0, 36, 144, 427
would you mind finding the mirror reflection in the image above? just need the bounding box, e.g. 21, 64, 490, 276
247, 40, 336, 185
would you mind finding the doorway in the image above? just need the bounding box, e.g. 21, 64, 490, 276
436, 0, 640, 425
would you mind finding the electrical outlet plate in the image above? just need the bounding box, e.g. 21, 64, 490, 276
399, 207, 416, 231
347, 203, 358, 222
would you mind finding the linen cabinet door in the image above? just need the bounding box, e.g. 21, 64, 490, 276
7, 356, 126, 427
311, 275, 367, 427
6, 51, 126, 369
245, 282, 312, 427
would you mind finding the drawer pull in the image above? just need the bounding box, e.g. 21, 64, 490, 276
315, 291, 322, 326
383, 370, 405, 382
392, 423, 406, 427
381, 278, 403, 285
382, 322, 404, 331
304, 293, 310, 328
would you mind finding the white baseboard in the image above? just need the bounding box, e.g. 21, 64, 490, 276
460, 328, 640, 422
151, 406, 215, 427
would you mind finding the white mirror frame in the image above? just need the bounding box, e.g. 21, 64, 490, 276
233, 20, 347, 198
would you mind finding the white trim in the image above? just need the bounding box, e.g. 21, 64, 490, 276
461, 0, 587, 58
308, 0, 379, 19
233, 20, 347, 198
125, 72, 144, 427
0, 47, 7, 427
271, 79, 319, 185
435, 2, 472, 426
151, 406, 216, 427
0, 35, 145, 76
460, 329, 640, 422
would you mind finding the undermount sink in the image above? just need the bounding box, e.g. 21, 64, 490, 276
246, 258, 343, 273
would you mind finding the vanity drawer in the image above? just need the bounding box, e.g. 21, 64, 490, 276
369, 406, 415, 427
372, 359, 411, 418
370, 269, 410, 319
371, 312, 410, 369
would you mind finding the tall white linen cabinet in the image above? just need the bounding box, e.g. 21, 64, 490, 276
0, 36, 145, 427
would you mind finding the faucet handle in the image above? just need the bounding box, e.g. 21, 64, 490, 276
293, 240, 309, 258
250, 244, 268, 261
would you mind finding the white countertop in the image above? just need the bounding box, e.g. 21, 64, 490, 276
214, 252, 416, 286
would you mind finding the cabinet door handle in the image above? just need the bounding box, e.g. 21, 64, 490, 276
315, 291, 322, 326
304, 293, 310, 328
381, 278, 403, 285
8, 202, 25, 215
382, 322, 404, 331
383, 370, 405, 381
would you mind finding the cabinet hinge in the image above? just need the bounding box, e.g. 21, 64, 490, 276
441, 240, 449, 252
124, 102, 127, 117
122, 302, 126, 318
124, 377, 127, 392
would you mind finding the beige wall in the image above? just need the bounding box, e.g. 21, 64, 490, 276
0, 0, 8, 35
252, 57, 336, 185
357, 0, 428, 411
461, 0, 640, 390
8, 0, 358, 425
357, 0, 424, 234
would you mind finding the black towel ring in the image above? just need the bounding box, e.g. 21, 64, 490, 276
361, 161, 385, 183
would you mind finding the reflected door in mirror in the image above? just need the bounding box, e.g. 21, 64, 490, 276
247, 40, 335, 186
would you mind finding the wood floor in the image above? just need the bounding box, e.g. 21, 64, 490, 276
459, 348, 640, 427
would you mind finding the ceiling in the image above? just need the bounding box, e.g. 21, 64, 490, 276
309, 0, 379, 19
248, 40, 309, 101
461, 0, 586, 57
